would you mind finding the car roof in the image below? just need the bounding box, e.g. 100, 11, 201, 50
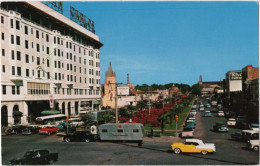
242, 130, 259, 134
228, 118, 236, 121
186, 139, 203, 143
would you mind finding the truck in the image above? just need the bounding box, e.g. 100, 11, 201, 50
9, 149, 58, 165
99, 123, 144, 146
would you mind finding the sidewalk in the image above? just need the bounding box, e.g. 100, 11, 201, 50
144, 136, 182, 143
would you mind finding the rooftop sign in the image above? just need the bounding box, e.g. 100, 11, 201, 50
42, 2, 63, 14
229, 71, 242, 80
70, 6, 95, 33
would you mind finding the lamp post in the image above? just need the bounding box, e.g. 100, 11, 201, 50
109, 82, 122, 123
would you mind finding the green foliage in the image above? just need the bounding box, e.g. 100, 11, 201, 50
191, 84, 202, 95
119, 107, 131, 118
136, 101, 147, 110
81, 113, 95, 126
97, 111, 114, 124
135, 83, 191, 93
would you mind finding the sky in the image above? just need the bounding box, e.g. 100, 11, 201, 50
62, 1, 258, 86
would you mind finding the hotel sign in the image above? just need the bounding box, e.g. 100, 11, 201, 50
70, 6, 95, 33
230, 71, 242, 80
117, 87, 129, 96
43, 2, 63, 14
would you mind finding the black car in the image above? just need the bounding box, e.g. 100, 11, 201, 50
6, 125, 25, 135
22, 126, 40, 135
231, 130, 259, 142
9, 149, 58, 165
63, 131, 98, 142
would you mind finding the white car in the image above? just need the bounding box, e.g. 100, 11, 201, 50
218, 111, 224, 117
190, 110, 197, 115
249, 124, 259, 131
227, 118, 236, 126
192, 105, 197, 109
200, 106, 205, 111
247, 139, 259, 151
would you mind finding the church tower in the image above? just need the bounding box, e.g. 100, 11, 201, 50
102, 62, 117, 109
199, 75, 203, 85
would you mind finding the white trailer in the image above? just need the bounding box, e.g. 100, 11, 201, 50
99, 123, 144, 146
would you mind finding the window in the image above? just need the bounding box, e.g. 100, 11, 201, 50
12, 86, 15, 95
55, 73, 57, 80
31, 28, 33, 34
58, 61, 61, 68
16, 20, 20, 30
1, 16, 4, 24
24, 25, 28, 34
38, 70, 40, 78
11, 50, 15, 59
25, 54, 29, 63
58, 49, 60, 56
12, 66, 15, 76
70, 53, 72, 60
54, 61, 57, 68
47, 59, 50, 67
46, 34, 49, 42
57, 37, 60, 44
54, 37, 56, 44
37, 57, 40, 65
133, 129, 139, 133
16, 36, 20, 45
2, 33, 4, 40
37, 44, 40, 52
2, 85, 6, 95
11, 35, 14, 44
17, 67, 21, 76
2, 65, 5, 72
32, 69, 34, 76
36, 30, 39, 38
59, 73, 61, 80
74, 66, 76, 72
25, 40, 28, 49
17, 51, 21, 61
10, 19, 13, 28
2, 49, 5, 56
47, 47, 49, 54
32, 56, 34, 62
118, 129, 123, 133
26, 69, 29, 77
54, 48, 56, 56
17, 86, 20, 95
31, 42, 33, 48
47, 72, 50, 79
102, 129, 108, 133
66, 42, 68, 48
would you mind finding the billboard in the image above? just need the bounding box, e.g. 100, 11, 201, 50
117, 86, 129, 96
230, 71, 242, 80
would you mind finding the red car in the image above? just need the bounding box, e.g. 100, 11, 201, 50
39, 127, 58, 135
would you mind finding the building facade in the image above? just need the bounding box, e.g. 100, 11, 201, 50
1, 2, 103, 126
224, 70, 242, 94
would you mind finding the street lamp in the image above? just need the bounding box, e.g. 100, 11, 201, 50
109, 82, 122, 123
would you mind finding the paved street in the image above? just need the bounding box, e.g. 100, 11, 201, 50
2, 101, 259, 165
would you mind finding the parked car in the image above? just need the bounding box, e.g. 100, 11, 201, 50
9, 149, 58, 165
205, 104, 211, 108
170, 139, 216, 155
56, 122, 71, 129
185, 121, 196, 129
6, 125, 25, 135
231, 130, 259, 142
69, 118, 84, 127
180, 127, 194, 138
187, 117, 196, 125
213, 122, 229, 132
248, 123, 259, 131
192, 105, 197, 109
236, 116, 247, 127
217, 111, 225, 117
190, 110, 197, 116
199, 105, 205, 111
203, 111, 212, 117
22, 125, 40, 135
63, 131, 98, 142
56, 126, 76, 136
247, 139, 259, 151
39, 126, 59, 135
227, 118, 236, 127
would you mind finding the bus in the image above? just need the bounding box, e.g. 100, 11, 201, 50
35, 114, 67, 125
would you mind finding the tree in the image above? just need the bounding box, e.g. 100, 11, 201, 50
136, 101, 147, 111
81, 113, 95, 127
191, 84, 202, 95
119, 107, 131, 118
98, 111, 114, 124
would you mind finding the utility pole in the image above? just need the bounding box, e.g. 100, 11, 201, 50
109, 82, 122, 123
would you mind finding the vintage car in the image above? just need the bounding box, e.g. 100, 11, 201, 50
199, 105, 205, 111
69, 118, 84, 127
247, 139, 259, 151
185, 121, 196, 129
205, 104, 211, 108
63, 131, 98, 142
203, 111, 212, 117
56, 126, 76, 136
231, 130, 259, 142
56, 122, 72, 129
227, 118, 236, 127
39, 126, 59, 135
187, 117, 196, 125
9, 149, 58, 165
6, 125, 25, 135
248, 123, 259, 131
217, 111, 225, 117
213, 122, 229, 132
22, 125, 40, 135
180, 127, 194, 138
170, 139, 216, 155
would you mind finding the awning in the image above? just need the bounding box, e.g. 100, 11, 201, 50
54, 83, 61, 88
41, 110, 61, 115
93, 101, 100, 105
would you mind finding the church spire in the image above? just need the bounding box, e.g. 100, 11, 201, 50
106, 62, 116, 77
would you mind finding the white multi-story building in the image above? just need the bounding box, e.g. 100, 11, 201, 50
0, 2, 103, 126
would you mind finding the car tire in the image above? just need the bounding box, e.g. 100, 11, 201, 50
174, 148, 181, 154
84, 138, 90, 143
201, 150, 208, 155
253, 146, 259, 151
65, 138, 70, 142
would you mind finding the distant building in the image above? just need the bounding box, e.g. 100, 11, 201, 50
242, 65, 259, 92
102, 63, 117, 109
198, 75, 223, 96
224, 70, 242, 94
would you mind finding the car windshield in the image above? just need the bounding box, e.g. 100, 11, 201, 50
24, 151, 34, 157
251, 124, 259, 127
